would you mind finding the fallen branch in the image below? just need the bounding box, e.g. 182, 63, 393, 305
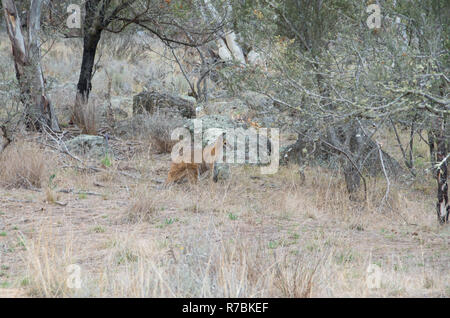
43, 127, 82, 162
58, 189, 103, 197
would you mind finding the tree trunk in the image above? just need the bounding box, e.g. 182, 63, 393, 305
75, 30, 102, 106
343, 159, 361, 196
428, 130, 436, 169
201, 0, 246, 65
328, 123, 363, 199
344, 128, 362, 198
0, 125, 11, 154
436, 152, 449, 224
73, 0, 105, 129
224, 31, 246, 64
434, 116, 449, 224
2, 0, 60, 131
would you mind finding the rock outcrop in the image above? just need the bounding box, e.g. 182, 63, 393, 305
133, 89, 195, 119
66, 135, 109, 158
184, 115, 272, 166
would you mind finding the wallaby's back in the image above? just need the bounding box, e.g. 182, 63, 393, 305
165, 135, 226, 185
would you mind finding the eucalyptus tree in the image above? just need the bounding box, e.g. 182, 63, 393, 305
380, 0, 449, 223
227, 0, 399, 199
227, 0, 448, 221
72, 0, 225, 130
2, 0, 60, 131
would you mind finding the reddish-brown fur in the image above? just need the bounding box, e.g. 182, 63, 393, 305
165, 136, 226, 185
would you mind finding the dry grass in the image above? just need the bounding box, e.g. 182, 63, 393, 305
0, 34, 448, 298
72, 97, 99, 135
12, 211, 448, 297
95, 234, 332, 298
0, 141, 47, 189
138, 113, 185, 154
0, 140, 448, 298
124, 186, 161, 223
0, 197, 447, 295
21, 228, 75, 297
15, 225, 335, 297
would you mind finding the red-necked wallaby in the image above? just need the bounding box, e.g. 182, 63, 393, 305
166, 135, 227, 185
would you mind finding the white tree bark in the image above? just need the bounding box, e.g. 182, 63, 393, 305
224, 31, 246, 64
217, 38, 233, 61
201, 0, 246, 65
2, 0, 60, 131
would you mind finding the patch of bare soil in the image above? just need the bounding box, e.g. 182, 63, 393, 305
0, 139, 449, 297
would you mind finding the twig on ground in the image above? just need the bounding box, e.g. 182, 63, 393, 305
58, 189, 103, 197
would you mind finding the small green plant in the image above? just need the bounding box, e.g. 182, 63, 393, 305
101, 153, 112, 168
16, 238, 25, 248
79, 193, 87, 200
165, 218, 178, 225
116, 250, 138, 265
157, 218, 179, 229
335, 252, 355, 265
0, 282, 11, 288
306, 243, 318, 252
228, 213, 238, 221
0, 232, 7, 237
93, 226, 105, 233
49, 174, 57, 189
20, 278, 30, 287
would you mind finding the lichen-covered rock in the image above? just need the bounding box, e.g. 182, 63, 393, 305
240, 91, 273, 112
203, 91, 289, 131
185, 115, 239, 137
133, 89, 195, 119
184, 115, 272, 166
66, 135, 109, 158
204, 99, 249, 118
113, 116, 144, 138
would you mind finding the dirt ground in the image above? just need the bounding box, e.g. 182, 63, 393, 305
0, 33, 448, 298
0, 138, 449, 298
